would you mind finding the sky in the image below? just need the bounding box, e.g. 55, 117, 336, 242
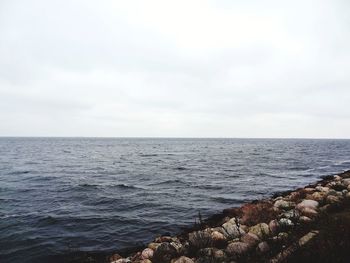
0, 0, 349, 138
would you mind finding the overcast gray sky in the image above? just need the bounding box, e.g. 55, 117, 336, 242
0, 0, 349, 138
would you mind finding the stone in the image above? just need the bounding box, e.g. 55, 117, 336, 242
304, 187, 316, 193
268, 220, 279, 235
109, 254, 123, 262
152, 242, 177, 263
241, 232, 260, 248
155, 236, 173, 243
172, 256, 194, 263
148, 243, 161, 251
296, 199, 319, 210
278, 218, 294, 229
274, 200, 295, 210
299, 216, 312, 223
226, 242, 250, 257
221, 219, 245, 239
211, 230, 227, 246
113, 259, 129, 263
300, 207, 318, 218
342, 178, 350, 186
282, 209, 300, 220
345, 192, 350, 199
141, 248, 154, 260
315, 186, 329, 193
189, 230, 212, 248
334, 175, 342, 181
326, 195, 341, 204
257, 241, 270, 254
140, 260, 152, 263
248, 223, 270, 239
310, 192, 326, 202
214, 249, 226, 260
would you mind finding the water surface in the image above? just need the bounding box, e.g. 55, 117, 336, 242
1, 138, 350, 262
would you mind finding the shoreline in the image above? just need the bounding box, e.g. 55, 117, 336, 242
67, 170, 350, 263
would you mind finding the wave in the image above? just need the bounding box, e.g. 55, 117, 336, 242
7, 170, 30, 175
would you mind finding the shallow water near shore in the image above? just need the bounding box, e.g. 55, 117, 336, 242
1, 138, 350, 263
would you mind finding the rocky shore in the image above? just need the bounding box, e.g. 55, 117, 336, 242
106, 170, 350, 263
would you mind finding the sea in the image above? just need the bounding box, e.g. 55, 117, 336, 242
1, 138, 350, 263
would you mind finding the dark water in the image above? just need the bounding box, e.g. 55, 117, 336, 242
1, 138, 350, 263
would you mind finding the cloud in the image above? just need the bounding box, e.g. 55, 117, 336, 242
0, 0, 349, 137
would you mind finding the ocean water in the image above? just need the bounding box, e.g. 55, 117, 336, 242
1, 138, 350, 263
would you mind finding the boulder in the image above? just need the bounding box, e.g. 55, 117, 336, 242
257, 241, 270, 254
226, 242, 250, 258
296, 199, 319, 210
141, 248, 154, 260
248, 223, 270, 239
152, 242, 177, 263
299, 216, 312, 223
241, 232, 260, 248
171, 256, 194, 263
277, 218, 294, 229
326, 195, 341, 204
221, 219, 245, 239
268, 219, 279, 235
189, 230, 212, 249
300, 207, 318, 218
148, 243, 161, 251
274, 200, 295, 210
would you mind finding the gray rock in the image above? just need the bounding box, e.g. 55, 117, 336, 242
221, 219, 245, 239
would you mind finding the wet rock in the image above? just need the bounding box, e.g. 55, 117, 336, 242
170, 241, 183, 254
171, 256, 194, 263
296, 199, 319, 210
152, 242, 177, 263
189, 230, 212, 249
334, 175, 342, 181
257, 241, 270, 254
226, 241, 250, 258
221, 219, 245, 239
241, 232, 260, 248
304, 188, 316, 193
248, 223, 270, 239
274, 200, 295, 210
141, 248, 154, 260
